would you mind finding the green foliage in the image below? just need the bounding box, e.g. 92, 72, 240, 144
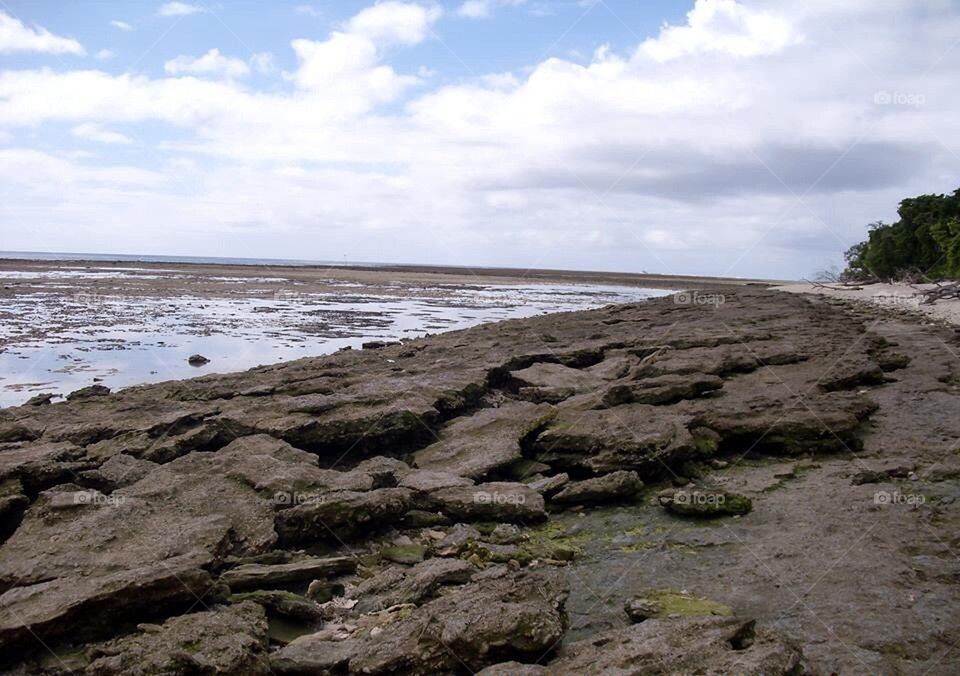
843, 189, 960, 280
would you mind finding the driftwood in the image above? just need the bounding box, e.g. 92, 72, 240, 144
920, 280, 960, 305
804, 278, 864, 291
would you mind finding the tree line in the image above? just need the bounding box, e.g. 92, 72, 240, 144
843, 188, 960, 281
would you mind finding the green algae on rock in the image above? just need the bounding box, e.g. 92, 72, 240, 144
624, 589, 734, 622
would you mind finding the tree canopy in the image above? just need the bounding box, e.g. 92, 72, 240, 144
844, 189, 960, 280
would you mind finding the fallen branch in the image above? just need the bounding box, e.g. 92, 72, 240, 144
803, 278, 863, 291
920, 280, 960, 304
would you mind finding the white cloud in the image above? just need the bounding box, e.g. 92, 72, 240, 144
0, 0, 958, 278
72, 122, 132, 145
289, 33, 418, 111
457, 0, 525, 20
95, 49, 115, 61
345, 1, 442, 46
157, 2, 205, 17
640, 0, 800, 62
164, 49, 251, 79
458, 0, 492, 19
0, 11, 85, 55
294, 5, 323, 18
109, 20, 133, 31
250, 52, 275, 74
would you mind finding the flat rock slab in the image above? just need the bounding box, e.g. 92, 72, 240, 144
221, 556, 357, 591
272, 568, 568, 674
425, 481, 547, 523
551, 470, 643, 505
398, 469, 473, 492
84, 601, 270, 675
0, 435, 331, 652
348, 557, 475, 612
413, 402, 554, 479
547, 616, 806, 674
510, 362, 601, 392
530, 404, 694, 476
601, 373, 724, 407
275, 488, 413, 545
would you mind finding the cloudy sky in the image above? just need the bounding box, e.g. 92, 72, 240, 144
1, 0, 958, 279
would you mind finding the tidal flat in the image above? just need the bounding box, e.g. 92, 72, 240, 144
0, 259, 693, 407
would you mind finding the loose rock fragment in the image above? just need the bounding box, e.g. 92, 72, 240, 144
659, 488, 753, 517
550, 470, 643, 505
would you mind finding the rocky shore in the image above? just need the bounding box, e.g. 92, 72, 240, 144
1, 287, 959, 674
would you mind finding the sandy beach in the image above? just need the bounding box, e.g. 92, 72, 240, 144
775, 281, 960, 327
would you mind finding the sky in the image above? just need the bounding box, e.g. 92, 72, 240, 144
0, 0, 958, 279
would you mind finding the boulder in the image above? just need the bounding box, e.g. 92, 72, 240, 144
24, 393, 57, 407
510, 363, 598, 403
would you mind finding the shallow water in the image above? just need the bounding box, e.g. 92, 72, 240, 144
0, 272, 671, 407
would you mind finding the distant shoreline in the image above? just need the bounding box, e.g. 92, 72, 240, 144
0, 251, 788, 291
